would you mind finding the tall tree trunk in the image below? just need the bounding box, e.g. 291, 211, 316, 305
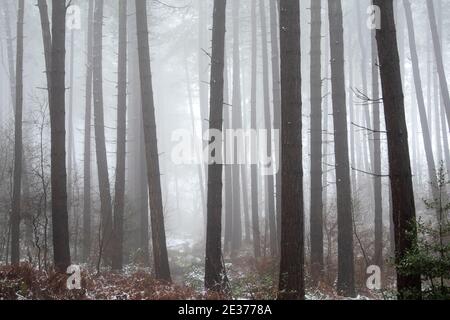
204, 0, 228, 293
371, 27, 383, 268
224, 56, 233, 254
269, 0, 281, 248
112, 0, 127, 271
348, 49, 357, 188
250, 0, 261, 259
259, 0, 277, 257
355, 0, 374, 174
309, 0, 324, 284
82, 0, 94, 263
37, 0, 51, 96
135, 0, 171, 282
230, 0, 242, 255
373, 0, 421, 299
241, 165, 251, 244
322, 31, 330, 217
93, 0, 114, 266
278, 0, 304, 300
426, 0, 450, 132
403, 0, 439, 216
11, 0, 25, 265
50, 0, 71, 272
67, 27, 75, 231
327, 0, 355, 297
197, 0, 208, 238
3, 0, 16, 114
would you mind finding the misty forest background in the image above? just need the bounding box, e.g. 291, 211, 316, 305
0, 0, 449, 300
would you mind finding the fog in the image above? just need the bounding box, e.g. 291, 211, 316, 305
0, 0, 449, 300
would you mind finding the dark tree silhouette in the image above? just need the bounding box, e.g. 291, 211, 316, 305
204, 0, 228, 293
135, 0, 171, 282
309, 0, 324, 283
10, 0, 24, 265
327, 0, 355, 297
82, 0, 94, 263
373, 0, 421, 299
50, 0, 72, 272
278, 0, 304, 300
112, 0, 127, 271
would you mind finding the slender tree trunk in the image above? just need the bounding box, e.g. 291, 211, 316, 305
355, 0, 374, 173
67, 27, 75, 233
371, 27, 383, 268
93, 0, 114, 266
241, 165, 251, 244
403, 0, 439, 215
138, 140, 150, 266
441, 102, 450, 175
11, 0, 25, 265
327, 0, 355, 297
223, 56, 233, 254
204, 0, 228, 293
426, 0, 450, 132
198, 0, 208, 238
82, 0, 94, 263
373, 0, 421, 299
309, 0, 324, 284
112, 0, 127, 271
135, 0, 171, 282
3, 0, 16, 114
250, 0, 261, 259
230, 0, 242, 255
37, 0, 51, 96
269, 0, 282, 248
50, 0, 71, 272
278, 0, 304, 300
259, 0, 277, 257
322, 31, 330, 216
348, 50, 357, 188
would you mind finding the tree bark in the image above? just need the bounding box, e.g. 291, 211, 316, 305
204, 0, 228, 293
93, 0, 114, 266
3, 0, 16, 114
198, 1, 209, 226
373, 0, 421, 299
371, 26, 383, 269
11, 0, 25, 265
403, 0, 439, 217
224, 56, 233, 254
231, 0, 242, 255
426, 0, 450, 132
112, 0, 127, 271
327, 0, 355, 297
67, 27, 75, 237
278, 0, 304, 300
259, 0, 277, 257
355, 0, 374, 174
309, 0, 324, 284
269, 0, 281, 249
250, 0, 261, 259
82, 0, 94, 263
135, 0, 171, 282
50, 0, 71, 272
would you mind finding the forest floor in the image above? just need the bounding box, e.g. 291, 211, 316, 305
0, 237, 389, 300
